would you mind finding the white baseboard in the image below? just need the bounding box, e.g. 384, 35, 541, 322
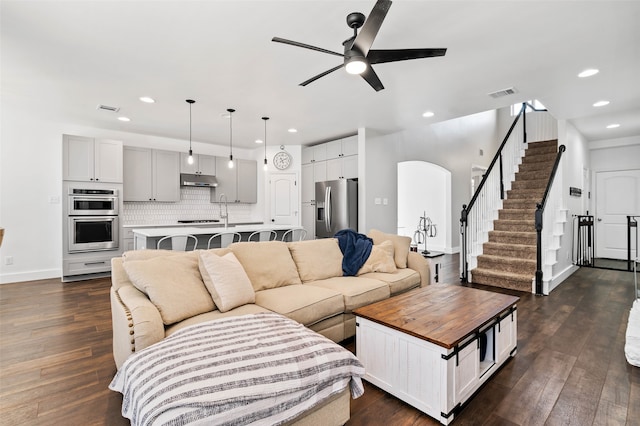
544, 264, 579, 295
0, 268, 61, 284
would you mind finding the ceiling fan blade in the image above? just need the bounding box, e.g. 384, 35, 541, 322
300, 64, 345, 86
367, 48, 447, 64
352, 0, 392, 55
272, 37, 344, 58
361, 65, 385, 92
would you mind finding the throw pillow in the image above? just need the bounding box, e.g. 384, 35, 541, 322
357, 240, 397, 275
229, 241, 302, 291
368, 229, 411, 269
198, 251, 255, 313
123, 253, 215, 325
288, 239, 343, 282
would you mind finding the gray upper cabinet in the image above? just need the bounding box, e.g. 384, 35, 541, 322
179, 153, 216, 175
63, 134, 123, 183
123, 147, 180, 202
214, 157, 257, 203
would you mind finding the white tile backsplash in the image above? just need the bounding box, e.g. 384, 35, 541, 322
122, 187, 255, 225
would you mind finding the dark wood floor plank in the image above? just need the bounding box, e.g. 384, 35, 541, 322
1, 257, 639, 425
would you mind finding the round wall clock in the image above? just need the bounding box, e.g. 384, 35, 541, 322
273, 150, 292, 170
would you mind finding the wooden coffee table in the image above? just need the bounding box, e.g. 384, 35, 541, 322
354, 284, 519, 425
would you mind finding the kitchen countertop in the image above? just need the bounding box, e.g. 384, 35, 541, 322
124, 221, 263, 229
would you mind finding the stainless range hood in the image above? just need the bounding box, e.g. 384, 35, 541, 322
180, 173, 218, 187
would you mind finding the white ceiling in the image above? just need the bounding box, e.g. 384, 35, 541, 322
3, 1, 640, 149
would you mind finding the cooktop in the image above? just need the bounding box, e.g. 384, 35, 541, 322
177, 219, 220, 224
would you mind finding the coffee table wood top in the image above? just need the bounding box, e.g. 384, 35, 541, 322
353, 285, 519, 349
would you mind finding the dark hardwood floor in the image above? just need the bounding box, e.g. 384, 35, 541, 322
1, 255, 638, 425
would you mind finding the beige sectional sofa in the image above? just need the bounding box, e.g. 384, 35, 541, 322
110, 230, 429, 425
111, 230, 430, 369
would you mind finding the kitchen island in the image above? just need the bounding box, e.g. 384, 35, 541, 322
132, 224, 303, 249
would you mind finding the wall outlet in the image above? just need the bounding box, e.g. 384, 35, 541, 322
49, 195, 60, 204
4, 256, 13, 265
383, 198, 388, 205
374, 197, 381, 205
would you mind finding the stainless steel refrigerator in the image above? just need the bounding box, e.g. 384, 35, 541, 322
315, 179, 358, 238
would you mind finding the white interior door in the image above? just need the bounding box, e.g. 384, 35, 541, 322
595, 170, 640, 259
270, 173, 298, 225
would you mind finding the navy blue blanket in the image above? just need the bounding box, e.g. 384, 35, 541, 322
334, 229, 373, 276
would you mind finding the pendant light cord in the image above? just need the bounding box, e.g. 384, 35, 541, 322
227, 108, 235, 161
262, 116, 269, 163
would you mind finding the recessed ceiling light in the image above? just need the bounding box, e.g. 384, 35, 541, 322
288, 128, 298, 133
118, 116, 131, 122
255, 139, 263, 144
606, 123, 620, 129
593, 100, 610, 107
422, 111, 435, 118
139, 96, 155, 103
578, 69, 599, 78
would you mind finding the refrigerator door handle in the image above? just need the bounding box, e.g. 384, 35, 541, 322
326, 186, 332, 232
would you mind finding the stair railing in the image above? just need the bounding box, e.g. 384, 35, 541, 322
534, 145, 566, 294
460, 102, 547, 282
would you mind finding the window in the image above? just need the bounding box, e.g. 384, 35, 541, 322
510, 99, 546, 116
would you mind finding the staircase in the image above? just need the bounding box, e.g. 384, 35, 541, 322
471, 140, 558, 292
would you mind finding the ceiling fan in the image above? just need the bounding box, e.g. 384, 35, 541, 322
272, 0, 447, 92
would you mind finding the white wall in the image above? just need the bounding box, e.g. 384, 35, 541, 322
0, 102, 268, 283
362, 110, 499, 253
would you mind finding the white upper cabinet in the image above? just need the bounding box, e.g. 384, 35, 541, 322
341, 135, 358, 157
326, 136, 358, 160
123, 147, 180, 202
302, 144, 328, 164
63, 135, 123, 183
301, 147, 314, 165
301, 163, 315, 203
180, 153, 216, 175
325, 140, 342, 159
214, 157, 257, 203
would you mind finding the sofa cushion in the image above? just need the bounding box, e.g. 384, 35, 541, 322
198, 251, 255, 313
165, 304, 270, 336
368, 229, 411, 269
357, 240, 397, 275
288, 239, 343, 282
230, 241, 302, 291
360, 268, 421, 295
307, 276, 390, 313
122, 252, 215, 325
254, 285, 344, 326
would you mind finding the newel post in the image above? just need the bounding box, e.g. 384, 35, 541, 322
460, 204, 469, 283
534, 203, 543, 295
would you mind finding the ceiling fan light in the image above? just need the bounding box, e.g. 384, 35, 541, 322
345, 57, 367, 75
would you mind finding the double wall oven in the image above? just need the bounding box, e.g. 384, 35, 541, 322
67, 187, 119, 253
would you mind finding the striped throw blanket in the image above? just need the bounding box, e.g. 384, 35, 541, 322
110, 313, 365, 426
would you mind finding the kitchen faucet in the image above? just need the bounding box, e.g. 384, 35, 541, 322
219, 194, 229, 228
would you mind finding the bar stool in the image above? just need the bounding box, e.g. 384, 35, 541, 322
247, 230, 278, 242
157, 234, 198, 251
282, 228, 307, 242
207, 232, 242, 249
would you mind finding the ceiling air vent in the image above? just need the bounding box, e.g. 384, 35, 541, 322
96, 104, 120, 112
488, 87, 518, 99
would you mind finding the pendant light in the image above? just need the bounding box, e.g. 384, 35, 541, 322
186, 99, 195, 165
227, 108, 235, 169
262, 116, 269, 171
